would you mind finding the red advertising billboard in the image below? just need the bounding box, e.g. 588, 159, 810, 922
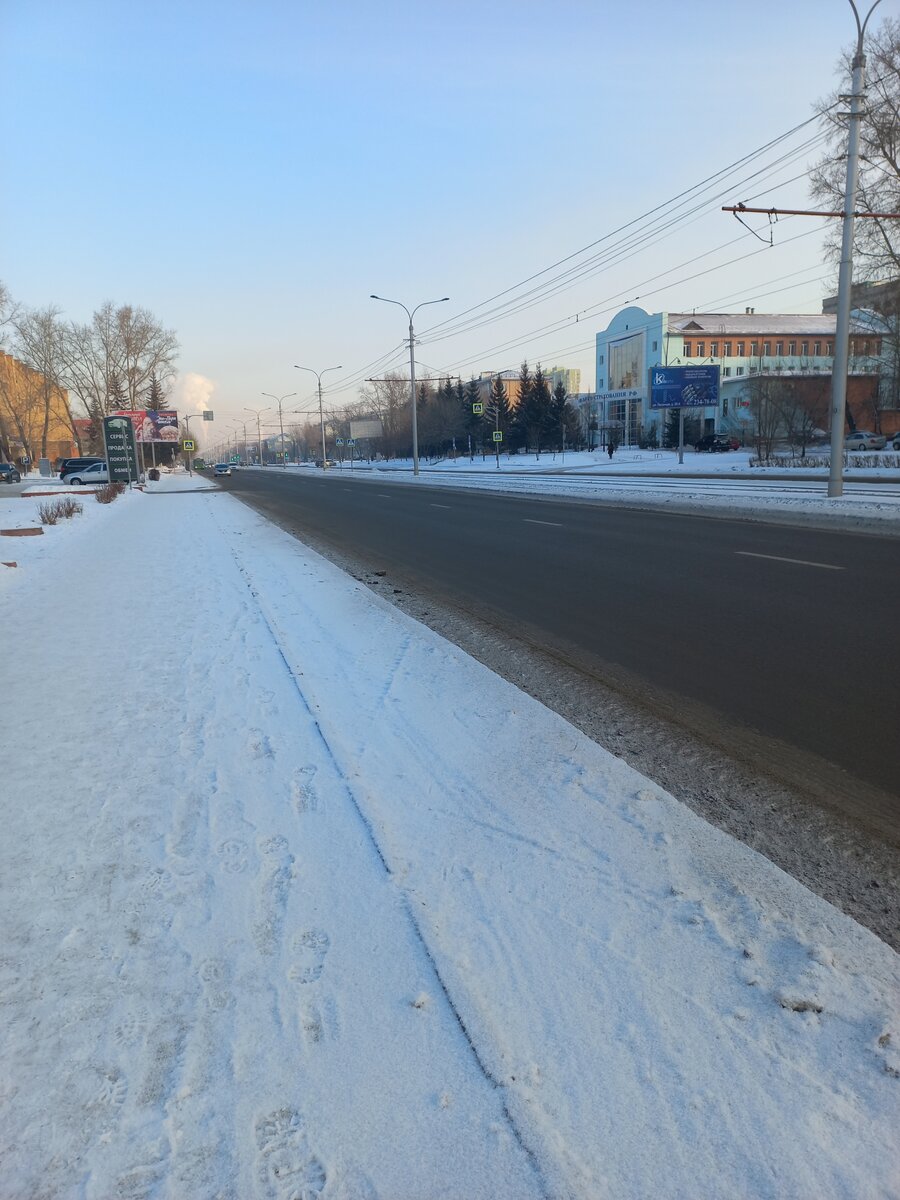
110, 410, 179, 443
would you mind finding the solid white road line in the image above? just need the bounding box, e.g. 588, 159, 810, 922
523, 518, 563, 527
735, 551, 844, 570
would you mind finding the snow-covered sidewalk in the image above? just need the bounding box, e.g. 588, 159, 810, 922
1, 484, 898, 1199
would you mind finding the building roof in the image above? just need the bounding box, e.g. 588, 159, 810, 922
666, 312, 861, 336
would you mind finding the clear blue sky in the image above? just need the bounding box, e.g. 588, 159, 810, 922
1, 0, 877, 433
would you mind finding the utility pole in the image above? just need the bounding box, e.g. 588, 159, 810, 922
261, 393, 296, 466
245, 405, 271, 465
294, 365, 343, 468
370, 294, 449, 475
721, 1, 896, 496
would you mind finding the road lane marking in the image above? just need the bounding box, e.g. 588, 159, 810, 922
523, 518, 563, 527
735, 551, 844, 571
377, 493, 391, 498
429, 503, 452, 509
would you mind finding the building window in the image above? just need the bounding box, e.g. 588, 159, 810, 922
814, 341, 822, 356
723, 367, 732, 377
696, 342, 705, 356
737, 341, 745, 356
710, 341, 718, 356
826, 341, 833, 355
763, 341, 771, 356
723, 397, 729, 415
736, 367, 745, 375
723, 341, 732, 356
598, 354, 604, 364
597, 378, 604, 390
683, 342, 691, 356
751, 342, 758, 356
789, 341, 796, 355
652, 340, 658, 351
776, 342, 783, 356
801, 342, 809, 355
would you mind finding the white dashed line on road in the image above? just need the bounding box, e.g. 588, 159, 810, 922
429, 503, 452, 509
735, 551, 844, 570
523, 518, 563, 527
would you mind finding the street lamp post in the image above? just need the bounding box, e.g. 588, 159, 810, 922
261, 393, 297, 467
230, 420, 249, 463
828, 0, 883, 498
244, 406, 271, 465
293, 365, 343, 468
370, 293, 449, 475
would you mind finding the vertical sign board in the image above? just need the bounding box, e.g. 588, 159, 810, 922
649, 365, 720, 408
103, 416, 139, 483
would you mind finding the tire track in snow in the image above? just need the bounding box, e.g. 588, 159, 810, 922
217, 516, 552, 1200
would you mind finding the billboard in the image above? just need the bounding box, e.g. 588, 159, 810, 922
649, 366, 720, 408
110, 409, 180, 443
349, 418, 383, 439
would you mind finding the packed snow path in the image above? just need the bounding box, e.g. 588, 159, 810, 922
1, 483, 898, 1199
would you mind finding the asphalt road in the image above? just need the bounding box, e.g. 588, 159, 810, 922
222, 468, 900, 827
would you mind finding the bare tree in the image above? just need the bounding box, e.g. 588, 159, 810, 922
810, 16, 900, 280
11, 306, 78, 458
745, 375, 791, 460
62, 302, 179, 421
356, 374, 410, 459
778, 380, 824, 457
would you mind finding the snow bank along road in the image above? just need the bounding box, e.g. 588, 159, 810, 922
223, 467, 900, 835
1, 485, 898, 1198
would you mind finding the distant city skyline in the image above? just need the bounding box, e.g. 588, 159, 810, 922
1, 0, 875, 432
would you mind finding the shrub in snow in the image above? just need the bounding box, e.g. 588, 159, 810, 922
38, 498, 83, 524
95, 482, 126, 504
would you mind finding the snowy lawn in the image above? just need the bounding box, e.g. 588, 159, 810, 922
1, 486, 898, 1199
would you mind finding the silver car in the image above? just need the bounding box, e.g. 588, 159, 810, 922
845, 431, 887, 451
62, 461, 110, 485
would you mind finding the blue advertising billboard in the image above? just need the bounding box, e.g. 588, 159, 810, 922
650, 365, 720, 408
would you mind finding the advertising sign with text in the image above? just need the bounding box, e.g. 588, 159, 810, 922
110, 409, 180, 443
103, 416, 139, 482
649, 365, 720, 408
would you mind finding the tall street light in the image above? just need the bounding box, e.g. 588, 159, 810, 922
244, 405, 271, 465
828, 0, 883, 498
261, 392, 297, 467
370, 293, 449, 475
294, 364, 342, 468
230, 419, 249, 463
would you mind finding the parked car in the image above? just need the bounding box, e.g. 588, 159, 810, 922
63, 461, 110, 485
694, 434, 733, 453
213, 463, 232, 477
59, 456, 105, 479
0, 463, 22, 483
845, 431, 886, 451
890, 433, 900, 451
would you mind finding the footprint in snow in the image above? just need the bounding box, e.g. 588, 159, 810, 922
254, 1107, 326, 1199
287, 931, 330, 985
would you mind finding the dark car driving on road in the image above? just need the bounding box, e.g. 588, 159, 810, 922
0, 463, 22, 483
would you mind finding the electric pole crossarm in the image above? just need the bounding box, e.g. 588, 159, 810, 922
722, 205, 900, 219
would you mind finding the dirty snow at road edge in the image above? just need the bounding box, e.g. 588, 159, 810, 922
1, 482, 898, 1199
